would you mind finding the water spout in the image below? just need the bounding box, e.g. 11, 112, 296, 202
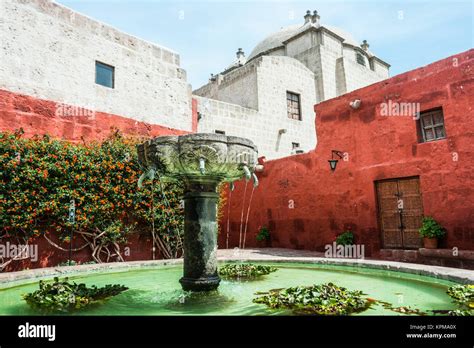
242, 184, 256, 249
238, 180, 249, 249
226, 184, 233, 249
251, 173, 259, 187
242, 165, 251, 180
199, 157, 206, 175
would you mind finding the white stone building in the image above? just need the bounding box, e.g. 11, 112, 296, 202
0, 0, 193, 132
0, 2, 390, 160
194, 10, 390, 159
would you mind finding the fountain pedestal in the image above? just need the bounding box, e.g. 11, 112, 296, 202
179, 180, 221, 291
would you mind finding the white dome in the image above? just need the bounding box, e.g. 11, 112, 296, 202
247, 23, 367, 62
247, 24, 302, 61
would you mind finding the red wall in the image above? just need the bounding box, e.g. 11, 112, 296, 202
0, 89, 190, 141
0, 89, 194, 270
1, 233, 162, 272
219, 50, 474, 256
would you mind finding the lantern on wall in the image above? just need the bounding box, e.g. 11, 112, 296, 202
328, 150, 345, 172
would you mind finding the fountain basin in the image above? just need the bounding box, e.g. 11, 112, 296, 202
0, 254, 472, 316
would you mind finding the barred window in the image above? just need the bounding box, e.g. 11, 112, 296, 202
287, 92, 301, 120
418, 108, 446, 142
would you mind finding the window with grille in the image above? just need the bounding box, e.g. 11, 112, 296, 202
418, 108, 446, 142
287, 92, 301, 120
356, 53, 366, 66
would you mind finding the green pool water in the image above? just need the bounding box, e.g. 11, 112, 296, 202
0, 262, 459, 315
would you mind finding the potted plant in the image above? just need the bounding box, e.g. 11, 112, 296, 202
419, 217, 446, 249
335, 231, 354, 245
256, 226, 271, 247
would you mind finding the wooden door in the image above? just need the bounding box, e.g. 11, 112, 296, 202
376, 177, 423, 249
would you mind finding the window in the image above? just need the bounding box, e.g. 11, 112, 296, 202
292, 142, 300, 150
356, 53, 366, 66
287, 92, 301, 120
418, 108, 446, 142
215, 130, 225, 135
95, 61, 114, 88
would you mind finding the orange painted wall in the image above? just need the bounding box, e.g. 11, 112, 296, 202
219, 49, 474, 256
0, 89, 190, 141
0, 89, 193, 270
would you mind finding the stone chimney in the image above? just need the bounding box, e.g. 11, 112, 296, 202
304, 10, 312, 24
236, 48, 246, 65
236, 48, 245, 59
311, 10, 320, 25
361, 40, 370, 51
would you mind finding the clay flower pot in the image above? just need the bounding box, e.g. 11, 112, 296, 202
257, 238, 271, 248
423, 237, 438, 249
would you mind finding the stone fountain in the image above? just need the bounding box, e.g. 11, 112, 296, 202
137, 133, 258, 291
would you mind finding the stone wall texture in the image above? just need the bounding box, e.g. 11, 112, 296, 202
219, 49, 474, 257
196, 56, 317, 160
0, 0, 192, 131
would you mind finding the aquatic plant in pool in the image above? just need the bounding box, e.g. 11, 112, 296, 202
219, 263, 277, 279
253, 282, 370, 315
22, 277, 128, 313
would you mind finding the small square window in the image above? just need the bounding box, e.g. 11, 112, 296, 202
95, 61, 114, 88
418, 108, 446, 143
292, 142, 300, 149
287, 92, 301, 120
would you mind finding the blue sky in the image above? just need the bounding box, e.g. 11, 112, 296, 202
58, 0, 473, 89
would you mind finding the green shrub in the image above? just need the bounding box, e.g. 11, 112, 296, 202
256, 226, 270, 242
22, 277, 128, 312
253, 282, 369, 315
0, 130, 184, 261
335, 231, 354, 245
219, 263, 277, 279
418, 217, 446, 239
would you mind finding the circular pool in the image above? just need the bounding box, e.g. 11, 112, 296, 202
0, 262, 461, 315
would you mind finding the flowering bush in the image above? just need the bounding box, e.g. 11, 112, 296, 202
0, 129, 184, 263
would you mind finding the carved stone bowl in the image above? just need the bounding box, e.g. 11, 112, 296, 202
137, 133, 258, 183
